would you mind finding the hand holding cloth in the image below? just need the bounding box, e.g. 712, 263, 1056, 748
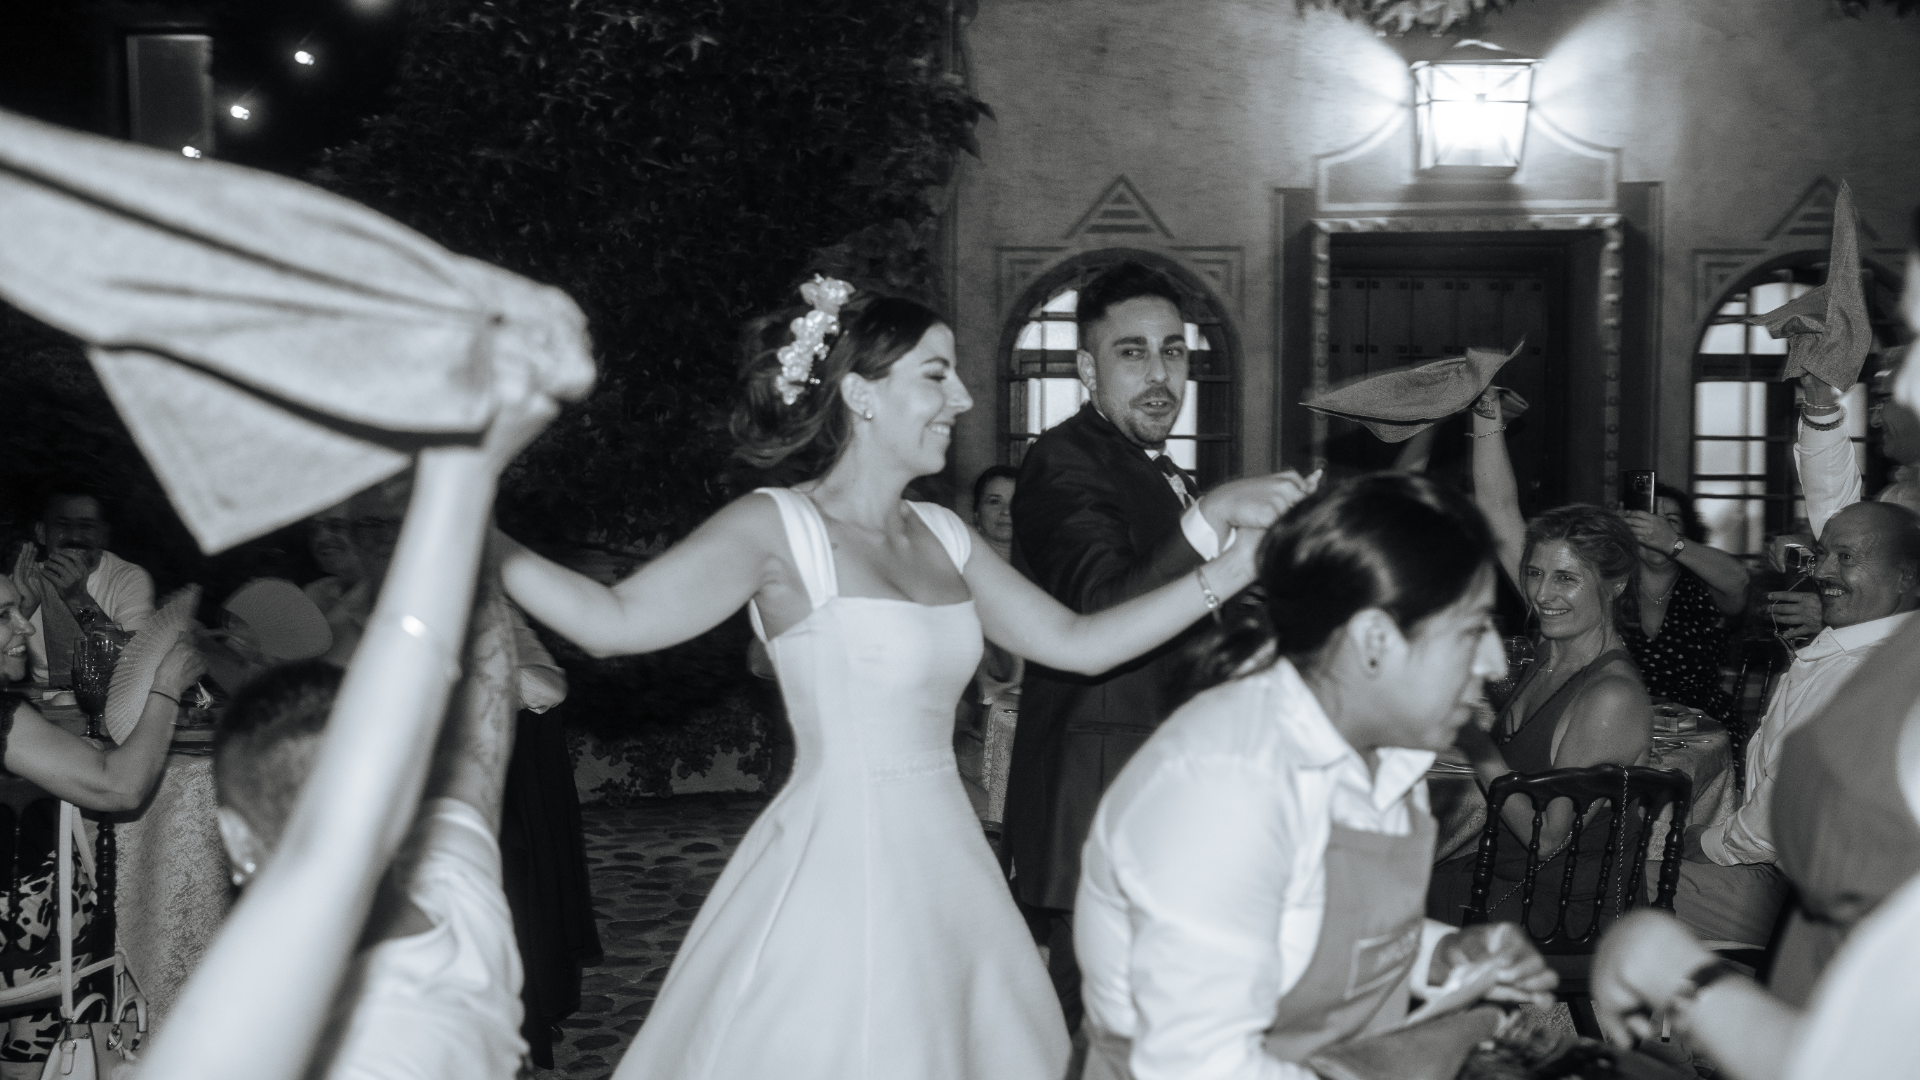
1304, 342, 1526, 443
1745, 180, 1872, 394
0, 107, 596, 553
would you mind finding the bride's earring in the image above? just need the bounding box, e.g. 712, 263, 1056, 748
862, 409, 874, 420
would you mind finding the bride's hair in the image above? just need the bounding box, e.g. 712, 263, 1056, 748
731, 291, 942, 481
1181, 472, 1496, 701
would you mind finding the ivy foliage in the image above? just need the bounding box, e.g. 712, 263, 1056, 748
314, 0, 989, 551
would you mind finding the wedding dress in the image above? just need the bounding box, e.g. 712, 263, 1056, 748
613, 487, 1069, 1079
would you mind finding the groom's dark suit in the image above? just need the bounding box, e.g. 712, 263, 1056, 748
1004, 403, 1207, 915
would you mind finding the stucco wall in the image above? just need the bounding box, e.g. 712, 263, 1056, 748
951, 0, 1920, 493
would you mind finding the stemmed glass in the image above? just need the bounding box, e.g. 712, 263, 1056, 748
71, 626, 131, 742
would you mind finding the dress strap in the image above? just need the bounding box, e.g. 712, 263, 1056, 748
746, 488, 838, 642
906, 501, 973, 575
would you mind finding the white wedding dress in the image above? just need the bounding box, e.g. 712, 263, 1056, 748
613, 487, 1070, 1080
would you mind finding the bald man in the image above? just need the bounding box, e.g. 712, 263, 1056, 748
1674, 501, 1920, 949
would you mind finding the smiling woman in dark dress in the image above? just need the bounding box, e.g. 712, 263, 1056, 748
1426, 389, 1653, 936
1618, 484, 1748, 721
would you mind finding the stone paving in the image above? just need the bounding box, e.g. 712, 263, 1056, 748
543, 793, 769, 1079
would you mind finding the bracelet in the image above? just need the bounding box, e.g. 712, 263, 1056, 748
1801, 411, 1845, 431
1195, 566, 1221, 611
1467, 426, 1507, 439
1800, 401, 1842, 415
148, 689, 179, 706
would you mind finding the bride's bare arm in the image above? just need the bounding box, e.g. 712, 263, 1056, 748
498, 495, 785, 657
965, 529, 1260, 676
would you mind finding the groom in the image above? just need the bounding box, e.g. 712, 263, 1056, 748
1004, 262, 1310, 1030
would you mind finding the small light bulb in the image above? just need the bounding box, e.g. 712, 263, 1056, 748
229, 104, 251, 120
181, 146, 203, 159
294, 50, 315, 65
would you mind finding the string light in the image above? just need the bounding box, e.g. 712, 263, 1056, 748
294, 50, 316, 65
181, 146, 203, 158
229, 104, 251, 120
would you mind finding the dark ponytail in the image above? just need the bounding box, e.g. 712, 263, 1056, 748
1180, 472, 1497, 702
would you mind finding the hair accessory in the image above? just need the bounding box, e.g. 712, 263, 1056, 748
775, 275, 856, 406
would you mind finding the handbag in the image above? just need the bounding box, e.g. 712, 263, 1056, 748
37, 802, 146, 1080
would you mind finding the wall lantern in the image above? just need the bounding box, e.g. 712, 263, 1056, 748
1411, 41, 1536, 177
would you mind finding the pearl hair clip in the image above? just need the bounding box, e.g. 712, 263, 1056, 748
774, 275, 856, 405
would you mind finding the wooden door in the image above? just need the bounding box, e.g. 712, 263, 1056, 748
1324, 272, 1558, 511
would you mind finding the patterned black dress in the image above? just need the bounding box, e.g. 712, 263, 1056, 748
1621, 570, 1735, 721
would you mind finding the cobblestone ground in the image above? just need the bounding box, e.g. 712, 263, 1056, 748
544, 793, 769, 1079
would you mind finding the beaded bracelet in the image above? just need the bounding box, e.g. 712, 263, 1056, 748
1801, 411, 1845, 432
1467, 425, 1508, 439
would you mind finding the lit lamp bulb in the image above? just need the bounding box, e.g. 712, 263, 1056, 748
229, 104, 251, 120
181, 146, 203, 159
1410, 42, 1536, 177
294, 50, 316, 65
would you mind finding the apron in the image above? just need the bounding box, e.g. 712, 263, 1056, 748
1082, 814, 1436, 1079
1769, 618, 1920, 1005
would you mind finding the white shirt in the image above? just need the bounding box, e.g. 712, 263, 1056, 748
321, 798, 527, 1080
1076, 660, 1452, 1080
1701, 610, 1912, 866
1793, 410, 1862, 540
26, 550, 155, 684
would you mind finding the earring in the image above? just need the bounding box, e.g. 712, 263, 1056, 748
862, 409, 874, 420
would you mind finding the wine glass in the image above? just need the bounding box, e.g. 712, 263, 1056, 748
71, 626, 130, 741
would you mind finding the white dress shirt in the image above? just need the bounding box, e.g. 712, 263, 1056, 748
322, 798, 527, 1079
1701, 610, 1912, 866
1076, 659, 1452, 1080
26, 549, 155, 684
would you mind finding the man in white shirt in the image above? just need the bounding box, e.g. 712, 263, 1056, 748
214, 586, 533, 1079
1675, 500, 1920, 947
11, 491, 155, 685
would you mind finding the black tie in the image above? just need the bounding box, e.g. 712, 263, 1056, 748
1155, 454, 1198, 509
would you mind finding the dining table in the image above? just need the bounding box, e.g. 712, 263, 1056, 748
1427, 708, 1739, 879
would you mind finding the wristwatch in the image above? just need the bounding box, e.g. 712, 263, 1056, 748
1668, 538, 1686, 559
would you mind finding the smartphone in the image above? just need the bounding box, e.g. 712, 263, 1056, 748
1621, 469, 1658, 514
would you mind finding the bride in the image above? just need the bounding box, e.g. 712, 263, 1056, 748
495, 277, 1306, 1079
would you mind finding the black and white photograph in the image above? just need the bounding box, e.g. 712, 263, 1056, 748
0, 0, 1918, 1077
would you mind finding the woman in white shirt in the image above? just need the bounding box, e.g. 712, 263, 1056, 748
1075, 473, 1555, 1080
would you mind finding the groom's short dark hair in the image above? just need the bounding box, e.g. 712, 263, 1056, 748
1075, 263, 1186, 349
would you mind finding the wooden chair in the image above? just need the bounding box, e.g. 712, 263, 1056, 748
0, 777, 118, 1018
1463, 764, 1692, 1037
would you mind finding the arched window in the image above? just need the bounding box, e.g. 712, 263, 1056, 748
1691, 259, 1904, 554
1001, 256, 1236, 488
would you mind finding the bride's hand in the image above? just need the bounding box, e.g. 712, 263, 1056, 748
1208, 525, 1263, 596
